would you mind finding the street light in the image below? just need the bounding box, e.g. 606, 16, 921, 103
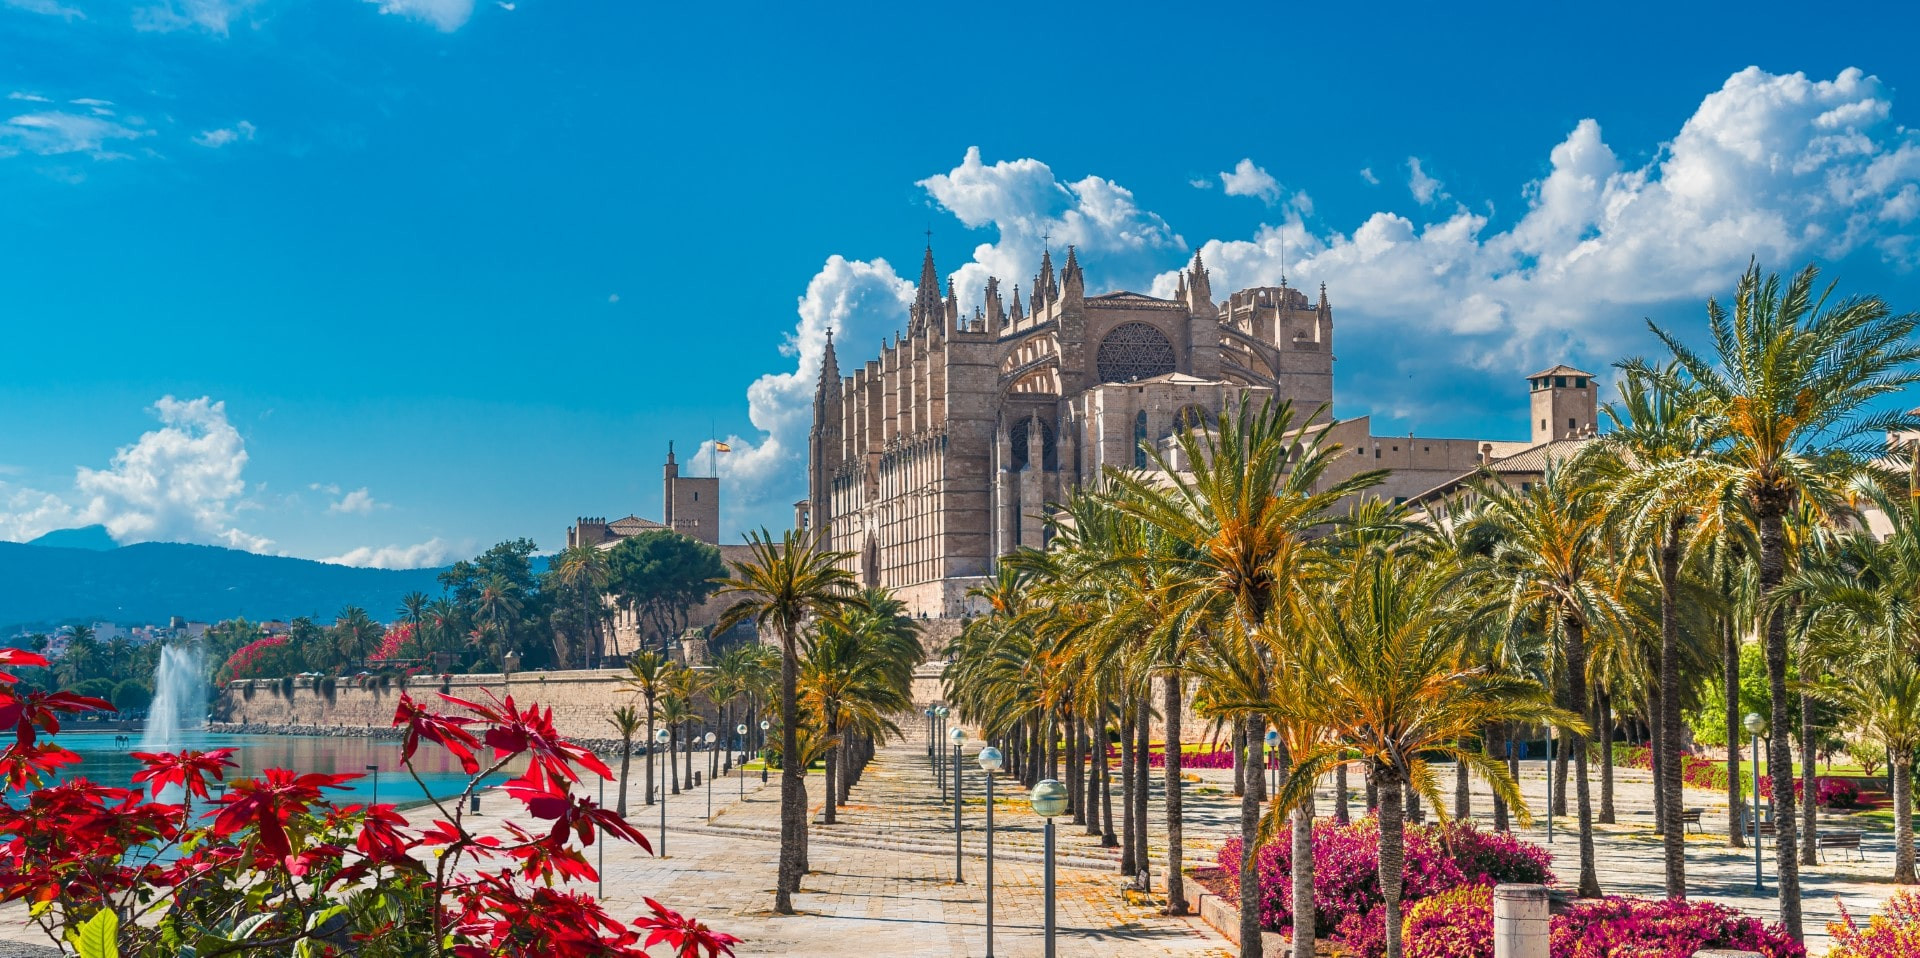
1745, 712, 1767, 890
704, 732, 717, 821
977, 745, 1003, 958
655, 728, 672, 858
935, 706, 950, 797
948, 725, 966, 882
759, 720, 771, 784
1264, 729, 1279, 799
1545, 727, 1556, 844
1031, 779, 1069, 958
364, 764, 380, 807
736, 723, 748, 801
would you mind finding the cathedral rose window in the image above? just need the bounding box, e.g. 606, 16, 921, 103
1096, 322, 1177, 383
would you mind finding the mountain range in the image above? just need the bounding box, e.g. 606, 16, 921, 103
2, 527, 453, 629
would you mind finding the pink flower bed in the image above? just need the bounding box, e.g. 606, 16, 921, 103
1402, 887, 1802, 958
1829, 889, 1920, 957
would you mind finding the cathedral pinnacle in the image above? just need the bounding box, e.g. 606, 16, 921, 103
910, 244, 943, 334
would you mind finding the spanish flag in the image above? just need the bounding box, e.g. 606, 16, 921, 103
714, 441, 732, 453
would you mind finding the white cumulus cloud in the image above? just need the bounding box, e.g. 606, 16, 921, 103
328, 487, 381, 515
71, 396, 272, 551
364, 0, 474, 31
323, 537, 453, 570
1219, 158, 1282, 204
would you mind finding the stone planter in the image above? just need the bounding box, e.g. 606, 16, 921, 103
1184, 865, 1288, 952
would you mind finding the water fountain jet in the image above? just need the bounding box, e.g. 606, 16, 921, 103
141, 643, 208, 750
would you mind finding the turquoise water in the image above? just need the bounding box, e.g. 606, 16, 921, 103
48, 731, 520, 810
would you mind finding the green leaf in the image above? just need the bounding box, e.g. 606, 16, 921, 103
74, 910, 119, 958
305, 904, 346, 932
230, 913, 274, 939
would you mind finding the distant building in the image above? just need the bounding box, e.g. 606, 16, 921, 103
567, 444, 719, 548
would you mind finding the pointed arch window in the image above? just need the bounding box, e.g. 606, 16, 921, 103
1134, 410, 1149, 469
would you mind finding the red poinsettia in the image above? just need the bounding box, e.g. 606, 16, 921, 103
211, 767, 360, 861
0, 688, 115, 747
439, 691, 613, 784
0, 649, 48, 685
130, 747, 238, 800
393, 692, 480, 774
633, 897, 742, 957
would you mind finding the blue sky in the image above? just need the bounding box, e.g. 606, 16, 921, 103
3, 0, 1919, 566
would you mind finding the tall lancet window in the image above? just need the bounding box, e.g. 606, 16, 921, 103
1134, 410, 1149, 469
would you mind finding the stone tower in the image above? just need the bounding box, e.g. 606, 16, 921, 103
1527, 365, 1598, 444
661, 443, 720, 545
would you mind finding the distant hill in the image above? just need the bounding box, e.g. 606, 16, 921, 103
0, 540, 451, 629
26, 525, 118, 551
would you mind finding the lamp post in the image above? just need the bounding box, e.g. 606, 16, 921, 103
978, 745, 1002, 958
704, 732, 717, 820
1745, 712, 1766, 890
365, 763, 380, 807
1031, 779, 1068, 958
1264, 729, 1280, 799
655, 728, 671, 858
935, 706, 950, 798
1545, 728, 1555, 844
736, 723, 748, 801
759, 720, 770, 784
597, 775, 606, 898
949, 725, 966, 882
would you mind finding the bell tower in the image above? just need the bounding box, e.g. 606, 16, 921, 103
1527, 365, 1598, 444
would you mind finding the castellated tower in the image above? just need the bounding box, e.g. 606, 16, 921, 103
662, 443, 720, 545
1527, 365, 1599, 444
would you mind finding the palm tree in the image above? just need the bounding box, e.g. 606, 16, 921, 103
474, 574, 524, 669
1475, 461, 1617, 898
550, 544, 612, 668
623, 650, 670, 806
1275, 542, 1575, 958
659, 689, 694, 795
398, 591, 430, 650
1108, 396, 1386, 957
609, 705, 644, 816
800, 615, 910, 822
332, 606, 382, 670
714, 528, 863, 915
1646, 261, 1920, 938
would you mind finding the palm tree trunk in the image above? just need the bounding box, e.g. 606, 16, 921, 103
1376, 763, 1407, 958
1758, 497, 1803, 939
1895, 752, 1915, 884
1553, 674, 1572, 819
1086, 715, 1103, 838
1801, 689, 1818, 866
617, 736, 633, 816
1650, 684, 1667, 836
1725, 619, 1746, 848
1334, 759, 1350, 825
1491, 726, 1510, 832
1454, 748, 1470, 821
1599, 688, 1616, 825
776, 628, 805, 913
1134, 697, 1150, 885
685, 724, 694, 788
1120, 704, 1137, 875
670, 729, 680, 794
1365, 767, 1377, 813
1239, 714, 1266, 958
1564, 614, 1602, 898
1288, 746, 1313, 958
823, 713, 839, 826
1163, 672, 1187, 915
1233, 722, 1246, 797
1101, 722, 1118, 848
1069, 712, 1085, 826
1405, 780, 1423, 825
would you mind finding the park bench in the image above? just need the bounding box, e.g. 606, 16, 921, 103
1818, 829, 1864, 863
1745, 819, 1776, 838
1679, 808, 1704, 834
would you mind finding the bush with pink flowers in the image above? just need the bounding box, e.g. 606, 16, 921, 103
1402, 885, 1494, 958
1550, 896, 1803, 958
1216, 817, 1553, 947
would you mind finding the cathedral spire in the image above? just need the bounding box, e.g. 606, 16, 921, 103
910, 243, 943, 334
817, 327, 840, 391
1317, 282, 1330, 311
1061, 245, 1083, 302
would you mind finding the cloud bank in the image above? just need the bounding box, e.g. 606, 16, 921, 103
715, 67, 1920, 533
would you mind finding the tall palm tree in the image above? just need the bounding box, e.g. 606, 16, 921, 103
608, 705, 644, 816
1646, 261, 1920, 938
550, 544, 612, 668
474, 574, 524, 669
800, 615, 910, 822
623, 650, 670, 806
714, 528, 863, 915
1108, 396, 1386, 957
659, 688, 695, 795
1475, 460, 1617, 897
398, 591, 431, 649
1275, 542, 1574, 958
332, 606, 382, 670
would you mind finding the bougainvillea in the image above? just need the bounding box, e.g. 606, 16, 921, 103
0, 646, 739, 957
1217, 817, 1554, 943
222, 634, 297, 681
1829, 889, 1920, 958
1549, 896, 1803, 958
1612, 745, 1870, 808
370, 621, 414, 662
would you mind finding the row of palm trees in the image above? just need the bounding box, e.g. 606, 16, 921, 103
938, 261, 1920, 958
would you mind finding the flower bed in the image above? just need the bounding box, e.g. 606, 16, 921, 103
1401, 887, 1802, 958
1829, 889, 1920, 957
1612, 745, 1868, 808
1216, 818, 1553, 945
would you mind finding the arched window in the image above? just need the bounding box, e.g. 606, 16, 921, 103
1097, 322, 1178, 383
1134, 410, 1149, 469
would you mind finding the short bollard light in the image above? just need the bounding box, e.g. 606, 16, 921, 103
1031, 779, 1069, 958
977, 746, 1003, 958
948, 725, 966, 882
655, 728, 672, 858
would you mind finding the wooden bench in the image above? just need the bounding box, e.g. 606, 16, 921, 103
1679, 808, 1704, 834
1745, 819, 1776, 838
1818, 830, 1865, 863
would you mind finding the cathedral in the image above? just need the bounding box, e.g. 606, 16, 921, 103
802, 245, 1596, 620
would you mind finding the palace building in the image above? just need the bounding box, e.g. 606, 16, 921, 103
802, 245, 1597, 620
